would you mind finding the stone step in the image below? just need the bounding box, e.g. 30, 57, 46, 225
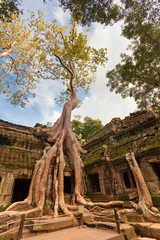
126, 214, 144, 223
26, 216, 77, 233
22, 227, 36, 238
22, 227, 125, 240
137, 238, 156, 240
87, 193, 113, 202
136, 222, 160, 239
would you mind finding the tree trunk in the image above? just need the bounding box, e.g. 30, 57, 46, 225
126, 152, 160, 222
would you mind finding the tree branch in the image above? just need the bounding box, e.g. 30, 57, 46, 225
0, 31, 15, 58
144, 31, 160, 46
0, 45, 13, 58
8, 54, 19, 83
54, 53, 73, 76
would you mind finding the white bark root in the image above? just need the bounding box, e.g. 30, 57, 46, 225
126, 152, 160, 222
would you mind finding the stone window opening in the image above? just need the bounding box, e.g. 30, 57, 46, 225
11, 179, 31, 203
88, 173, 101, 193
122, 170, 136, 191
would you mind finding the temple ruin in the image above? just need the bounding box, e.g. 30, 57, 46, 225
0, 110, 160, 210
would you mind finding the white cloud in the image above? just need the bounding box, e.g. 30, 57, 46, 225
42, 110, 61, 125
73, 67, 137, 125
26, 79, 62, 124
51, 6, 70, 26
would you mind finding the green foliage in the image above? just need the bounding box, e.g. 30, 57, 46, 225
0, 11, 108, 106
107, 0, 160, 109
0, 0, 22, 21
0, 13, 44, 106
72, 116, 103, 142
45, 122, 52, 128
60, 0, 160, 109
41, 122, 52, 128
59, 0, 122, 26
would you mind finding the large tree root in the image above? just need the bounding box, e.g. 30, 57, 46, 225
126, 152, 160, 222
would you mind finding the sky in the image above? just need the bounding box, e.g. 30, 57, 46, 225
0, 0, 137, 127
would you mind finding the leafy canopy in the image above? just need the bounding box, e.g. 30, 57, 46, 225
0, 0, 22, 21
0, 11, 108, 106
72, 116, 103, 142
107, 0, 160, 109
59, 0, 122, 26
0, 13, 44, 107
60, 0, 160, 109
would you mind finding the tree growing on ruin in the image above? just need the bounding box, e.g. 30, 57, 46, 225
0, 11, 111, 218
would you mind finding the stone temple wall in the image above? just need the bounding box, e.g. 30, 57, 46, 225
0, 110, 160, 209
83, 110, 160, 204
0, 120, 44, 210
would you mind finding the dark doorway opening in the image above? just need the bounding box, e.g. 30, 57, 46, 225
152, 163, 160, 180
122, 170, 136, 190
88, 173, 101, 192
11, 179, 31, 203
64, 176, 71, 194
123, 171, 131, 188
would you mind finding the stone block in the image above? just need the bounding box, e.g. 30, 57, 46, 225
120, 223, 137, 240
83, 213, 94, 225
120, 214, 128, 223
150, 223, 160, 240
29, 216, 77, 232
126, 214, 144, 223
22, 228, 36, 238
137, 238, 156, 240
136, 223, 153, 237
96, 221, 116, 230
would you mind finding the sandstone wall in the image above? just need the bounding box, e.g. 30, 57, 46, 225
83, 110, 160, 204
0, 110, 160, 208
0, 120, 44, 210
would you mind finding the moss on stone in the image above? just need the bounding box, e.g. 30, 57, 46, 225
0, 201, 9, 211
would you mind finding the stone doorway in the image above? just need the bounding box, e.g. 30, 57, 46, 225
64, 176, 72, 194
11, 179, 31, 203
88, 173, 101, 193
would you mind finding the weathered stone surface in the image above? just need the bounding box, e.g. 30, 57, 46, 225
136, 223, 153, 238
28, 216, 77, 232
137, 238, 156, 240
150, 223, 160, 239
126, 214, 144, 223
0, 110, 160, 208
22, 227, 125, 240
83, 110, 160, 202
120, 223, 137, 240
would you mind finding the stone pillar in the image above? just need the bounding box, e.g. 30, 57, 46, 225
0, 173, 14, 206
